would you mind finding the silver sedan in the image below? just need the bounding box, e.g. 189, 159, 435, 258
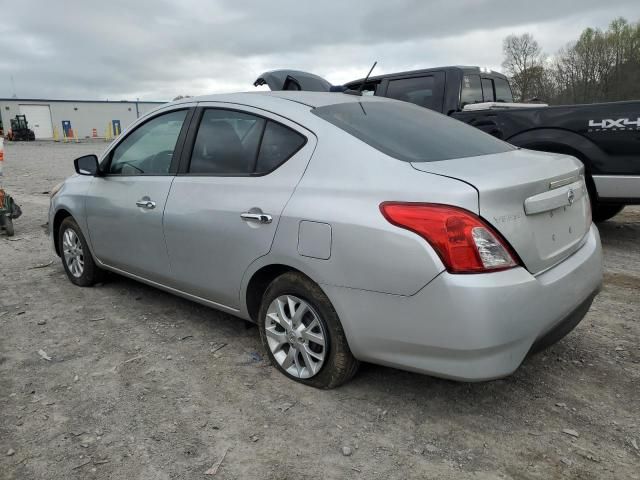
49, 92, 602, 388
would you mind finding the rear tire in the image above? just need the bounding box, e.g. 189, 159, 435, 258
592, 203, 624, 223
258, 272, 359, 389
58, 217, 103, 286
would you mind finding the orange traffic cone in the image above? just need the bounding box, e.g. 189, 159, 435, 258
0, 137, 4, 179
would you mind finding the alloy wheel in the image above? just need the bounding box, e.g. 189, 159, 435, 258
62, 228, 84, 278
264, 295, 327, 379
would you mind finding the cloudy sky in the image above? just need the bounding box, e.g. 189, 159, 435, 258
1, 0, 638, 101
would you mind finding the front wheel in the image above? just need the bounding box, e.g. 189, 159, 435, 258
592, 203, 624, 223
258, 272, 359, 389
58, 217, 103, 286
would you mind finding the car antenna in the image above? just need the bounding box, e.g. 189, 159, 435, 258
345, 61, 378, 96
357, 61, 377, 95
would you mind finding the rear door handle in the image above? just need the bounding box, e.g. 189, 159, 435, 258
241, 212, 272, 224
136, 199, 156, 209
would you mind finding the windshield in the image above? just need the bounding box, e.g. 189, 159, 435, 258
312, 100, 514, 163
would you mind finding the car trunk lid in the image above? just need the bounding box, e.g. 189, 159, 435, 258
411, 149, 591, 274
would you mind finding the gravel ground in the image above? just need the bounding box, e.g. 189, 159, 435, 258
1, 141, 639, 480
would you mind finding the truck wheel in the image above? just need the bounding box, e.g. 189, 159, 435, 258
592, 204, 624, 223
0, 216, 14, 236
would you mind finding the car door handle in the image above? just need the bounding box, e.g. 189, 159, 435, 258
136, 200, 156, 209
240, 212, 272, 224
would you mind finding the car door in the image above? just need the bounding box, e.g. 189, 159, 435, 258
379, 72, 446, 112
85, 106, 193, 283
163, 104, 316, 308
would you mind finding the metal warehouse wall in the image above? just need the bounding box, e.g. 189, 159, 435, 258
0, 99, 165, 139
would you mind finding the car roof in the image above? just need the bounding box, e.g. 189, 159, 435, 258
171, 91, 388, 109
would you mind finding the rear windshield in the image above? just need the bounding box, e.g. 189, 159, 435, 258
494, 78, 514, 103
312, 100, 514, 163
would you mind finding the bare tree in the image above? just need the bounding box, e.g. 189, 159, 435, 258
502, 33, 544, 101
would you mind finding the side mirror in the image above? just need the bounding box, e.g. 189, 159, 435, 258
74, 154, 100, 176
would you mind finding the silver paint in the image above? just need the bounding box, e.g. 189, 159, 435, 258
50, 91, 603, 382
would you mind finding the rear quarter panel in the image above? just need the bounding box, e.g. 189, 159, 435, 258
254, 123, 480, 297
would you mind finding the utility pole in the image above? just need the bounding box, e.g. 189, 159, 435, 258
10, 75, 16, 98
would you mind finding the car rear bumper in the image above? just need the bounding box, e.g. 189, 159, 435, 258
322, 224, 603, 381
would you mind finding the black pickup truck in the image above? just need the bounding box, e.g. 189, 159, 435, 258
255, 67, 640, 221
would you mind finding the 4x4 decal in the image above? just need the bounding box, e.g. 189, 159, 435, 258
588, 118, 640, 131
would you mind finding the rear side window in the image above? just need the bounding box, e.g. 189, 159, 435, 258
188, 108, 305, 175
312, 100, 514, 163
460, 75, 483, 106
256, 121, 306, 174
189, 109, 265, 174
385, 76, 437, 110
481, 78, 495, 102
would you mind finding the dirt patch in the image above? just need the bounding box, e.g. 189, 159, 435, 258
1, 142, 639, 479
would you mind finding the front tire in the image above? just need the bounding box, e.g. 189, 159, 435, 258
258, 272, 359, 389
58, 217, 103, 286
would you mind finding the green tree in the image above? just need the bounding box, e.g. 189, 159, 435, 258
502, 17, 640, 105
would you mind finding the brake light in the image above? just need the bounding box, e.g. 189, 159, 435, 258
380, 202, 519, 274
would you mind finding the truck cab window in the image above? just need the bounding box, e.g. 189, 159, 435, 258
460, 75, 482, 107
481, 78, 495, 102
494, 78, 514, 103
386, 76, 436, 110
346, 81, 379, 96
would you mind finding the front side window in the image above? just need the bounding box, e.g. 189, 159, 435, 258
386, 76, 436, 110
312, 100, 514, 163
109, 110, 187, 175
188, 109, 305, 175
346, 81, 379, 96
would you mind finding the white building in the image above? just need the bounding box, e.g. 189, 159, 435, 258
0, 98, 165, 139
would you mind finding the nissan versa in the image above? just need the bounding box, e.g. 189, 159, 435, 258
49, 92, 603, 388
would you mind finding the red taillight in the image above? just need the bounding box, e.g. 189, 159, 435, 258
380, 202, 519, 274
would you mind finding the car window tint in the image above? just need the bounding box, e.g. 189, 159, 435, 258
481, 78, 495, 102
109, 110, 187, 175
494, 78, 514, 102
312, 100, 514, 163
189, 109, 265, 174
461, 74, 483, 107
255, 121, 306, 174
386, 76, 436, 110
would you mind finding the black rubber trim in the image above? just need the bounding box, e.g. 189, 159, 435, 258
528, 292, 597, 355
